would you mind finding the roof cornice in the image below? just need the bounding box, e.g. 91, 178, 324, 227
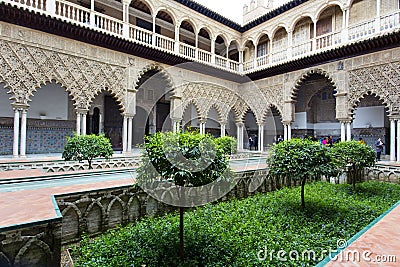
173, 0, 310, 32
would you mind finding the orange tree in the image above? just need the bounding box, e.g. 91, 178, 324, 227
136, 131, 232, 262
267, 138, 334, 210
62, 134, 113, 169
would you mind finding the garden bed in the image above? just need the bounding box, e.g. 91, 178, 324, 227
72, 181, 400, 267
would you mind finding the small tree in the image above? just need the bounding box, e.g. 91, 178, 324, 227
136, 131, 231, 262
268, 138, 332, 210
213, 136, 238, 155
62, 134, 113, 169
328, 141, 375, 190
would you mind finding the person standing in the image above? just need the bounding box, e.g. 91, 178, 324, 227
254, 135, 258, 151
375, 137, 384, 161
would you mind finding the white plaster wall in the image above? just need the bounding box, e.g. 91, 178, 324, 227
29, 83, 68, 120
293, 112, 307, 129
353, 106, 385, 128
0, 84, 13, 117
206, 108, 220, 128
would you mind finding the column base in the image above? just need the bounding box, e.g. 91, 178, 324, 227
19, 155, 27, 159
12, 155, 19, 159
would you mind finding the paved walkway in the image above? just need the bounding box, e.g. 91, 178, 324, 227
323, 201, 400, 266
0, 156, 266, 229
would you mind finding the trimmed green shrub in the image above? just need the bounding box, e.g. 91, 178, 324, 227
267, 138, 334, 209
62, 134, 113, 169
136, 130, 232, 261
72, 182, 400, 267
213, 136, 238, 155
328, 141, 376, 190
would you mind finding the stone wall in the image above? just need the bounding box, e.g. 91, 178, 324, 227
0, 207, 62, 267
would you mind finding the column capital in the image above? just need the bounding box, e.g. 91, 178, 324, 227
338, 118, 352, 124
122, 0, 132, 5
281, 121, 292, 126
76, 108, 89, 114
236, 122, 244, 127
219, 120, 227, 126
123, 113, 135, 118
12, 103, 29, 111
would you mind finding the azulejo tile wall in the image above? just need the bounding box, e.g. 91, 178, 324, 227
0, 118, 75, 154
0, 127, 13, 155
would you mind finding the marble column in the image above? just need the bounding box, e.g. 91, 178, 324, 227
82, 113, 87, 135
20, 109, 27, 158
127, 117, 133, 153
76, 113, 81, 136
237, 123, 243, 150
283, 124, 288, 141
341, 122, 346, 142
258, 124, 264, 152
122, 116, 128, 154
287, 123, 292, 141
346, 122, 351, 141
220, 123, 226, 137
397, 120, 400, 163
390, 119, 396, 161
13, 108, 20, 158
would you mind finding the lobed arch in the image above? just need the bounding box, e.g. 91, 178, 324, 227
134, 63, 174, 92
88, 86, 125, 113
315, 1, 345, 20
0, 40, 127, 110
260, 104, 284, 124
182, 99, 202, 119
349, 91, 392, 116
290, 68, 337, 101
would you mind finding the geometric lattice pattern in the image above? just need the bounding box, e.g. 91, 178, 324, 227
181, 82, 249, 123
348, 62, 400, 116
0, 39, 127, 111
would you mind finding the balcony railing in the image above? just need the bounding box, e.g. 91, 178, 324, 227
3, 0, 400, 74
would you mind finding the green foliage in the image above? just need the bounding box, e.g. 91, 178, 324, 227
268, 138, 332, 180
62, 134, 113, 169
71, 182, 400, 267
136, 130, 232, 261
328, 141, 376, 189
213, 136, 238, 155
136, 131, 230, 187
267, 138, 333, 209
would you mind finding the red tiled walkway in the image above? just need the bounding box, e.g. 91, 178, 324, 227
325, 202, 400, 266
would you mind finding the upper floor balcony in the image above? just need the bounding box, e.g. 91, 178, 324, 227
2, 0, 400, 75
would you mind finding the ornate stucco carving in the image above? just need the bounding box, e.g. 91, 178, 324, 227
0, 40, 127, 111
348, 62, 400, 116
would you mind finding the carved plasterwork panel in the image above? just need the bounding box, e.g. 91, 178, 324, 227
0, 40, 126, 111
180, 82, 249, 122
348, 62, 400, 115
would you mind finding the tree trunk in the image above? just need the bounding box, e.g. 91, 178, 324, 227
179, 206, 184, 261
352, 165, 356, 191
301, 178, 306, 210
88, 159, 92, 169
